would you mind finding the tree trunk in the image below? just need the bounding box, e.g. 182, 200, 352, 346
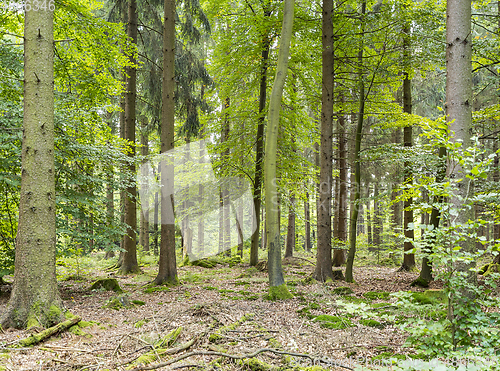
446, 0, 475, 291
366, 183, 372, 246
345, 0, 366, 283
264, 0, 294, 299
493, 138, 499, 241
313, 0, 334, 282
140, 119, 150, 253
304, 191, 311, 252
400, 25, 415, 271
417, 146, 446, 284
285, 193, 295, 258
372, 183, 380, 251
120, 0, 140, 274
250, 10, 271, 266
333, 103, 347, 266
1, 5, 63, 329
155, 0, 178, 285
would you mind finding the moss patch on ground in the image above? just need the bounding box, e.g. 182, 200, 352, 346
312, 315, 354, 329
90, 278, 122, 292
363, 291, 390, 300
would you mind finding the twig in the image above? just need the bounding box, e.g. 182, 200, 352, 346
171, 365, 203, 370
129, 348, 354, 371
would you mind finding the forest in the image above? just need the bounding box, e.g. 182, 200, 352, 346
0, 0, 500, 369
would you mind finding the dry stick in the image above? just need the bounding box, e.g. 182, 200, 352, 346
171, 365, 203, 370
129, 348, 354, 371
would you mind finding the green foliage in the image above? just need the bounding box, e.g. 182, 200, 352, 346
363, 291, 391, 301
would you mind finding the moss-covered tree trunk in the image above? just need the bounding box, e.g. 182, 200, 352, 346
264, 0, 294, 299
0, 5, 63, 329
121, 0, 140, 274
313, 0, 334, 282
155, 0, 178, 285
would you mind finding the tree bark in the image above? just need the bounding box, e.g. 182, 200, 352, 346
304, 190, 311, 252
284, 193, 295, 258
1, 5, 63, 329
264, 0, 294, 299
140, 119, 150, 253
446, 0, 475, 292
400, 26, 415, 271
313, 0, 334, 282
345, 0, 366, 283
120, 0, 140, 274
155, 0, 178, 285
333, 102, 347, 266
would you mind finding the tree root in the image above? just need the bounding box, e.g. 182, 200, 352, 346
129, 348, 354, 371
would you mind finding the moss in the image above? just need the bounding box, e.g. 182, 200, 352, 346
134, 319, 149, 328
424, 289, 447, 304
90, 278, 122, 293
410, 277, 430, 288
411, 292, 434, 305
341, 295, 370, 304
359, 319, 384, 329
332, 286, 353, 295
209, 314, 254, 343
363, 291, 390, 300
313, 315, 354, 329
204, 286, 218, 290
371, 302, 392, 308
238, 358, 271, 370
190, 258, 218, 268
68, 325, 92, 337
144, 285, 171, 293
483, 264, 500, 277
158, 326, 182, 347
26, 314, 40, 329
131, 300, 145, 306
103, 294, 131, 310
266, 284, 293, 300
372, 352, 407, 361
301, 276, 317, 285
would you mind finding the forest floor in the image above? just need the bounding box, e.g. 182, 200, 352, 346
0, 252, 443, 371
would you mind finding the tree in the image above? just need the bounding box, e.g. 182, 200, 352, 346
313, 0, 334, 282
155, 0, 178, 285
264, 0, 294, 300
446, 0, 474, 289
400, 23, 415, 271
120, 0, 140, 274
1, 5, 63, 329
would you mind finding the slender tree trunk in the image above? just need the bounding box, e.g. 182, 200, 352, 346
372, 183, 381, 251
285, 193, 295, 258
155, 0, 178, 285
140, 119, 150, 252
366, 183, 372, 246
345, 0, 366, 283
120, 0, 140, 274
417, 146, 446, 284
313, 0, 334, 282
333, 103, 347, 266
1, 5, 63, 329
400, 27, 415, 270
264, 0, 294, 299
250, 11, 271, 266
304, 190, 311, 252
493, 138, 499, 241
446, 0, 475, 293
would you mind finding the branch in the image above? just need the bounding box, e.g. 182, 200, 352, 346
129, 348, 354, 371
16, 316, 81, 347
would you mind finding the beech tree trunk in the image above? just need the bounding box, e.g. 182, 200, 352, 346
304, 190, 311, 252
1, 5, 63, 329
120, 0, 140, 274
313, 0, 334, 282
250, 9, 271, 266
264, 0, 294, 299
345, 0, 366, 283
155, 0, 178, 285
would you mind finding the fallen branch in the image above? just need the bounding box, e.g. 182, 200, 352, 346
129, 348, 354, 371
17, 316, 81, 347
